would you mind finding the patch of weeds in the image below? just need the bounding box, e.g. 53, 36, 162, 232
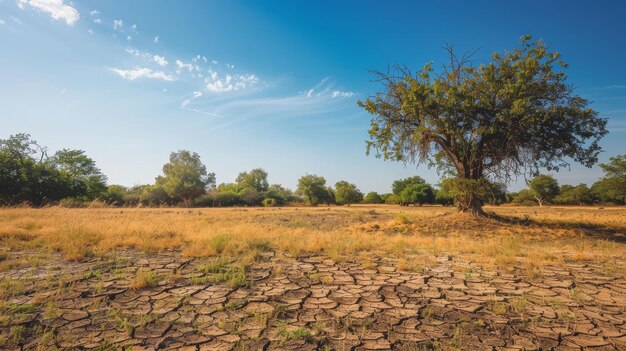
224, 299, 247, 310
0, 279, 24, 299
8, 303, 37, 314
275, 323, 318, 346
509, 295, 528, 315
130, 270, 159, 290
419, 307, 434, 320
394, 213, 411, 224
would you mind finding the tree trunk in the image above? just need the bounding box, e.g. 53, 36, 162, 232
457, 195, 485, 217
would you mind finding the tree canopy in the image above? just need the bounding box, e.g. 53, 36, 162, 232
334, 181, 364, 205
158, 150, 215, 207
296, 174, 333, 206
358, 35, 607, 215
236, 168, 269, 192
528, 174, 559, 206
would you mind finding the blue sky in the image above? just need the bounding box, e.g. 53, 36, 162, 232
1, 0, 625, 193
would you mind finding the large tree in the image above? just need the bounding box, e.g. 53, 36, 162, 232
358, 36, 607, 216
158, 150, 215, 207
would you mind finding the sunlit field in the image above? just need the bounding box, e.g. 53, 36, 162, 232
1, 205, 625, 350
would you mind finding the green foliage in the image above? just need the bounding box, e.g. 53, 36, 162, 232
399, 183, 434, 206
0, 133, 106, 205
103, 185, 127, 205
262, 197, 277, 207
392, 176, 426, 195
592, 155, 626, 204
512, 189, 538, 206
296, 174, 334, 206
555, 184, 594, 205
359, 36, 607, 214
384, 194, 400, 205
158, 150, 215, 207
528, 174, 559, 206
51, 149, 107, 199
364, 191, 384, 204
434, 186, 454, 206
334, 181, 364, 205
240, 187, 262, 206
236, 168, 269, 192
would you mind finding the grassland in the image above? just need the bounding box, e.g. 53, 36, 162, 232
0, 205, 624, 350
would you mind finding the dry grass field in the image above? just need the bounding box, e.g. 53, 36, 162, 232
0, 205, 625, 350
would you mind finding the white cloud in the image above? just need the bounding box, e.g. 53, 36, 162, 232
126, 35, 132, 42
18, 0, 79, 25
109, 67, 175, 81
89, 10, 99, 16
0, 19, 5, 25
181, 91, 202, 107
153, 35, 159, 44
205, 72, 259, 93
175, 59, 194, 73
93, 18, 101, 24
113, 19, 123, 30
88, 29, 93, 34
211, 60, 218, 65
131, 24, 137, 33
153, 55, 168, 66
331, 90, 356, 98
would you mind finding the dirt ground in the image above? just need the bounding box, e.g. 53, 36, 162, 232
0, 206, 625, 350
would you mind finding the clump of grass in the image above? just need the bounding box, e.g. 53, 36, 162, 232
394, 213, 411, 224
130, 270, 159, 290
275, 324, 318, 345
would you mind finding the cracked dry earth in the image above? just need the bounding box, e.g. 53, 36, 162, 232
1, 249, 625, 351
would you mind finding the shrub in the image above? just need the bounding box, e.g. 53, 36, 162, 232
262, 198, 277, 207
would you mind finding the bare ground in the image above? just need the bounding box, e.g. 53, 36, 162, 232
1, 247, 625, 351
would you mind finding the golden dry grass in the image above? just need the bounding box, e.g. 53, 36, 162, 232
0, 205, 624, 277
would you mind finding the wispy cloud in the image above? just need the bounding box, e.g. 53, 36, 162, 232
153, 55, 168, 66
205, 72, 259, 93
0, 19, 5, 25
153, 36, 159, 44
109, 67, 175, 81
113, 19, 123, 30
601, 84, 626, 89
18, 0, 80, 26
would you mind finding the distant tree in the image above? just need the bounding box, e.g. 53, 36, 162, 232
512, 189, 538, 206
400, 183, 434, 206
334, 181, 364, 205
240, 187, 262, 206
264, 184, 295, 205
555, 184, 594, 205
384, 194, 400, 205
158, 150, 215, 207
359, 35, 607, 216
592, 155, 626, 204
51, 149, 107, 199
364, 191, 384, 204
236, 168, 269, 192
392, 176, 426, 195
528, 174, 559, 206
296, 174, 333, 206
434, 185, 454, 206
103, 185, 127, 205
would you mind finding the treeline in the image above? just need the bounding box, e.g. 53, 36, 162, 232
1, 134, 624, 207
507, 162, 625, 206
